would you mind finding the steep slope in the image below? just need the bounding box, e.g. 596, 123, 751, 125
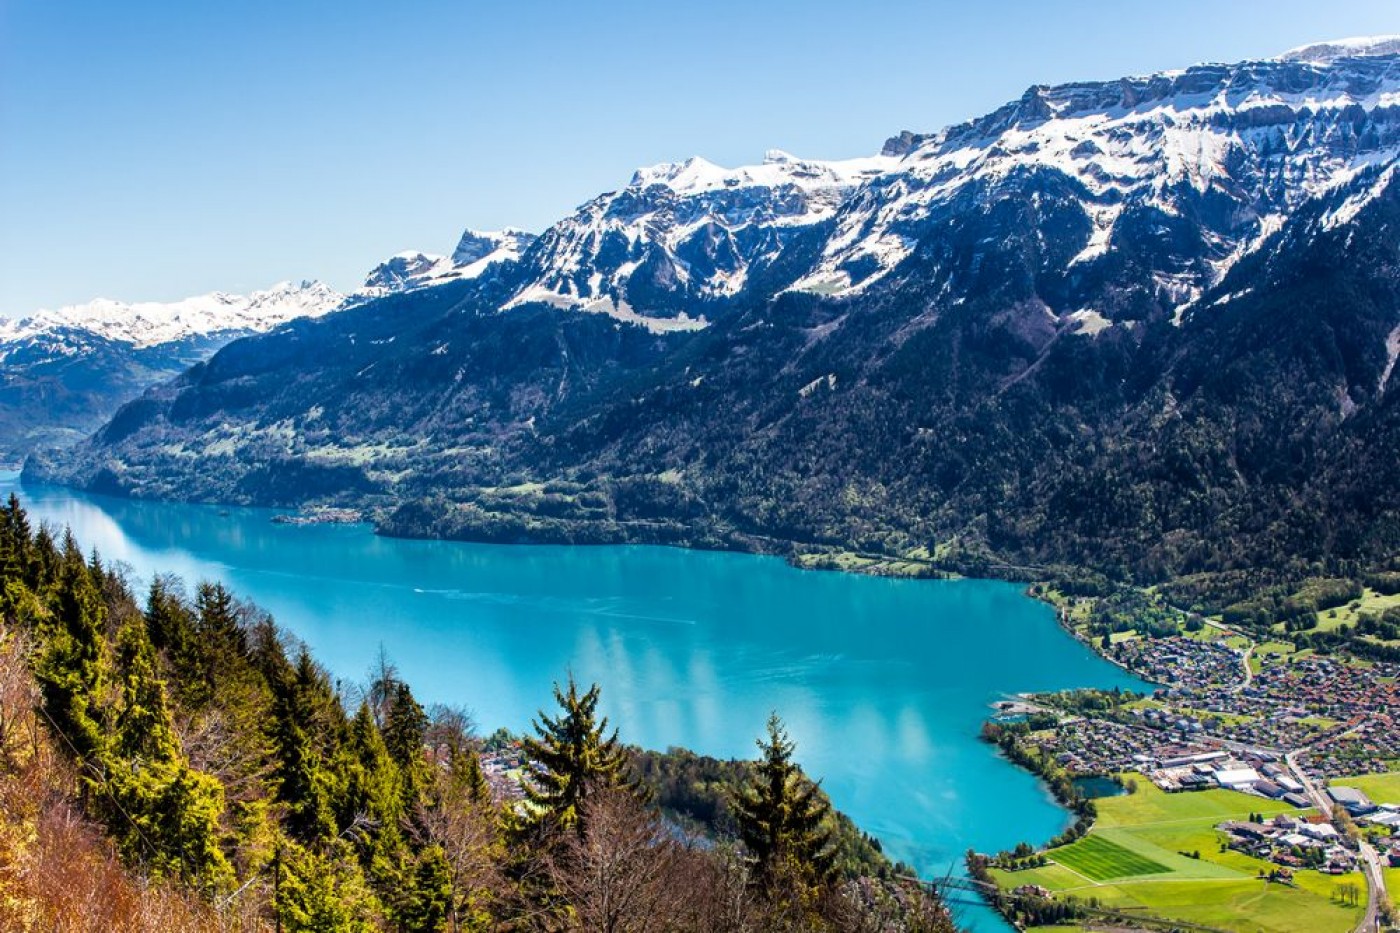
34, 41, 1400, 598
347, 228, 536, 305
799, 40, 1400, 312
0, 280, 343, 460
504, 150, 895, 330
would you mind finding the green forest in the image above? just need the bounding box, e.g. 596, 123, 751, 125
0, 494, 952, 932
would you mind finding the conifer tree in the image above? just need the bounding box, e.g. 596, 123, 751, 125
0, 493, 31, 583
345, 701, 404, 830
268, 665, 336, 843
520, 676, 634, 835
101, 601, 231, 886
446, 740, 491, 807
145, 575, 195, 658
732, 713, 835, 887
34, 534, 108, 761
383, 680, 430, 805
400, 845, 453, 932
30, 524, 58, 590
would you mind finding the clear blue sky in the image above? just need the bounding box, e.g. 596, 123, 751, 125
2, 0, 1397, 314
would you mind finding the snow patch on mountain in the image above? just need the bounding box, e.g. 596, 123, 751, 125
1382, 324, 1400, 395
628, 150, 894, 198
0, 280, 344, 349
792, 50, 1400, 299
502, 150, 898, 328
350, 229, 535, 304
1321, 160, 1400, 230
1281, 36, 1400, 65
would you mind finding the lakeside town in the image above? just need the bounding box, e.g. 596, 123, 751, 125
978, 590, 1400, 933
1016, 632, 1400, 783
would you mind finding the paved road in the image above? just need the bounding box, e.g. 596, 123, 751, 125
1355, 839, 1386, 933
1283, 751, 1384, 933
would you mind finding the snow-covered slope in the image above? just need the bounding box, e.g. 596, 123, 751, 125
0, 279, 344, 351
789, 43, 1400, 306
502, 150, 896, 331
1280, 35, 1400, 64
349, 229, 535, 304
0, 279, 346, 458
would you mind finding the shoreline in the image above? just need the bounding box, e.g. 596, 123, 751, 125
5, 474, 1175, 897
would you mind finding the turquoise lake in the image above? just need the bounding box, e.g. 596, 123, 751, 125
3, 475, 1147, 928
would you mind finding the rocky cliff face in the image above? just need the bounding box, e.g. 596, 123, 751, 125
32, 40, 1400, 595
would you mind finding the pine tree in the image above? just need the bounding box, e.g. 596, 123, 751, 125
145, 575, 195, 657
34, 534, 108, 761
731, 713, 835, 887
268, 663, 336, 843
383, 680, 430, 806
400, 845, 453, 932
344, 702, 404, 830
520, 676, 634, 835
445, 741, 491, 807
0, 493, 31, 583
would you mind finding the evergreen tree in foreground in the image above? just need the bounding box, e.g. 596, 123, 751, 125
733, 713, 835, 888
520, 675, 635, 835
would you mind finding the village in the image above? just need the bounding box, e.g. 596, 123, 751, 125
1029, 632, 1400, 781
1218, 783, 1400, 879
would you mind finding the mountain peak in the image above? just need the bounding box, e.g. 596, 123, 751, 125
1280, 36, 1400, 65
349, 229, 536, 305
451, 228, 536, 266
628, 156, 726, 192
1, 280, 344, 349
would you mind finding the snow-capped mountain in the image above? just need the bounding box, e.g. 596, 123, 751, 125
437, 36, 1400, 336
0, 279, 343, 459
1, 279, 344, 351
349, 229, 535, 304
502, 150, 894, 331
34, 39, 1400, 591
1281, 35, 1400, 64
791, 36, 1400, 311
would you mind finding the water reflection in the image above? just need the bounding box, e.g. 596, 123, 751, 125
6, 476, 1146, 928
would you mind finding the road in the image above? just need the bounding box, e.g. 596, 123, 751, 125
1283, 751, 1385, 933
1199, 618, 1255, 692
1355, 839, 1387, 933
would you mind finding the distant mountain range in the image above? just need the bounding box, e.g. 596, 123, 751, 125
0, 281, 343, 460
0, 231, 531, 461
30, 38, 1400, 603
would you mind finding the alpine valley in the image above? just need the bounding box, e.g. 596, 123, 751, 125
11, 30, 1400, 933
29, 37, 1400, 609
0, 280, 343, 460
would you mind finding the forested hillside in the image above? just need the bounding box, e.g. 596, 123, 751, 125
32, 46, 1400, 611
0, 495, 950, 932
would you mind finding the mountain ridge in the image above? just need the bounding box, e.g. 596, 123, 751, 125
30, 40, 1400, 608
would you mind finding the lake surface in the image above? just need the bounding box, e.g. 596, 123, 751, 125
4, 475, 1146, 929
1072, 775, 1129, 799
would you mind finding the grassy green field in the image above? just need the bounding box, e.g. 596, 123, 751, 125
1249, 640, 1297, 673
1331, 771, 1400, 805
1050, 834, 1169, 881
1093, 778, 1293, 828
1312, 588, 1400, 634
990, 774, 1365, 933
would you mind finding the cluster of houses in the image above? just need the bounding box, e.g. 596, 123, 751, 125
481, 746, 527, 802
1218, 814, 1357, 876
1296, 714, 1400, 780
1094, 642, 1400, 779
1025, 717, 1161, 775
1108, 636, 1244, 690
1220, 786, 1400, 877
